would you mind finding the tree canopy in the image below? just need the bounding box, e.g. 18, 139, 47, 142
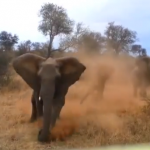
104, 22, 137, 54
0, 31, 19, 51
38, 3, 74, 57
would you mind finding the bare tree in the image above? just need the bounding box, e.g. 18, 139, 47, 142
38, 3, 74, 57
18, 40, 32, 51
59, 22, 89, 51
59, 22, 105, 53
32, 42, 43, 51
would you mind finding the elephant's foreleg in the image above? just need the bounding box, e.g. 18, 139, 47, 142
29, 91, 37, 123
51, 106, 62, 129
51, 99, 65, 129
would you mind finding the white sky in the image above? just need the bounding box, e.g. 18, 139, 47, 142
0, 0, 150, 53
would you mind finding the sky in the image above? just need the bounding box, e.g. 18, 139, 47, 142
0, 0, 150, 54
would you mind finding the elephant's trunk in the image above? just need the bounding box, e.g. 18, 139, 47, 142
39, 79, 55, 140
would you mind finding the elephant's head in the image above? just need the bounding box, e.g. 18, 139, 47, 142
12, 53, 86, 142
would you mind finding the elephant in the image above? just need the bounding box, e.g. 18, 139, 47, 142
80, 64, 114, 104
12, 53, 86, 142
132, 56, 150, 98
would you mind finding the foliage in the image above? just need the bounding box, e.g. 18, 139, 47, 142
59, 22, 141, 55
0, 31, 19, 51
0, 51, 14, 88
131, 44, 147, 56
59, 22, 105, 53
16, 40, 32, 56
32, 42, 43, 50
59, 22, 88, 51
104, 22, 137, 54
78, 31, 105, 53
38, 3, 74, 57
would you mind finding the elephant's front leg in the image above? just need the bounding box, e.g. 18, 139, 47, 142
51, 99, 65, 129
29, 91, 37, 123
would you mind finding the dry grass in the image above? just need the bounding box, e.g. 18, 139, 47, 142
0, 53, 150, 150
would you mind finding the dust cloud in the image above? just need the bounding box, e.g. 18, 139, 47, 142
16, 52, 147, 142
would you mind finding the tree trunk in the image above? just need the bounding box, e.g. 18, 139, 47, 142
47, 36, 54, 58
115, 45, 121, 55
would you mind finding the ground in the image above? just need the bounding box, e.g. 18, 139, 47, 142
1, 54, 150, 150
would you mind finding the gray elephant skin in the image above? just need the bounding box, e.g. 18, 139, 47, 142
12, 53, 86, 142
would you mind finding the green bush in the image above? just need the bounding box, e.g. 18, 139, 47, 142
0, 51, 14, 88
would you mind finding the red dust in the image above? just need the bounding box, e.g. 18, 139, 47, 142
14, 53, 148, 143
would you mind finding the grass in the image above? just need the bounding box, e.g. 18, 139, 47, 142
1, 80, 150, 150
1, 54, 150, 150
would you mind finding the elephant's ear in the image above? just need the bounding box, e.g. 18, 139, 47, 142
56, 57, 86, 76
12, 53, 46, 91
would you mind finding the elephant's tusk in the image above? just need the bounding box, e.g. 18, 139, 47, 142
39, 97, 41, 101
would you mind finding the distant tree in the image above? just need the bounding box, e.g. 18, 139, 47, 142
38, 3, 74, 57
59, 22, 89, 51
131, 44, 147, 56
131, 44, 141, 55
78, 31, 105, 53
59, 22, 105, 53
59, 35, 77, 51
17, 40, 32, 55
141, 48, 147, 56
31, 42, 48, 57
32, 42, 42, 50
0, 31, 19, 51
104, 22, 137, 54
